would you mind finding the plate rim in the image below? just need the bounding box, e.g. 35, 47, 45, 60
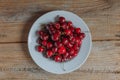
28, 10, 92, 74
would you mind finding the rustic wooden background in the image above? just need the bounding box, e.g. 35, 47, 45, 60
0, 0, 120, 80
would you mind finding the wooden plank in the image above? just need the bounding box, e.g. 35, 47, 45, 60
0, 0, 120, 42
0, 41, 120, 79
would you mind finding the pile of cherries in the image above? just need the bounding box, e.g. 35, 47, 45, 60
37, 16, 85, 62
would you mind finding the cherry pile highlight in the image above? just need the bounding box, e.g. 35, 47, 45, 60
37, 16, 85, 62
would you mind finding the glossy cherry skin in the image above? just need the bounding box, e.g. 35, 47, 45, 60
58, 46, 66, 54
69, 48, 75, 55
70, 37, 76, 44
63, 52, 69, 58
62, 38, 69, 45
79, 33, 85, 39
73, 44, 79, 51
72, 51, 78, 57
75, 28, 81, 34
64, 29, 72, 35
54, 22, 60, 29
48, 25, 55, 34
37, 46, 44, 52
51, 33, 59, 41
59, 16, 65, 23
38, 30, 44, 35
54, 55, 62, 62
61, 22, 68, 29
69, 26, 74, 32
67, 42, 73, 48
66, 55, 73, 59
54, 41, 63, 48
67, 21, 73, 26
41, 40, 47, 46
52, 47, 58, 53
47, 42, 53, 48
46, 50, 53, 57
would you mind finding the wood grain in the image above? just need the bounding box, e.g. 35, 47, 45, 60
0, 41, 120, 80
0, 0, 120, 80
0, 0, 120, 42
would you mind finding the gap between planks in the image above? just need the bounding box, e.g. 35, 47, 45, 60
0, 39, 119, 44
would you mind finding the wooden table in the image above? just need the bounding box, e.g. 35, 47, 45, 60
0, 0, 120, 80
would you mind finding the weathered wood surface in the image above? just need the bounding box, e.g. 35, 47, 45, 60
0, 0, 120, 80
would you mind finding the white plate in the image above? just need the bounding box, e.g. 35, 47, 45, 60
28, 10, 92, 74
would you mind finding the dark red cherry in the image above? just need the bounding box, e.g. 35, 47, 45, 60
63, 52, 69, 58
58, 46, 66, 54
67, 21, 73, 26
64, 29, 72, 35
41, 40, 47, 46
51, 33, 59, 41
79, 33, 85, 39
73, 44, 79, 51
47, 42, 53, 48
37, 46, 44, 52
72, 51, 78, 57
69, 48, 75, 55
54, 22, 60, 29
61, 22, 67, 29
59, 16, 65, 23
54, 41, 63, 48
75, 28, 81, 34
38, 30, 44, 35
52, 47, 58, 53
67, 42, 73, 48
69, 26, 74, 32
46, 50, 53, 57
70, 37, 76, 44
43, 34, 49, 40
54, 55, 62, 62
62, 38, 69, 45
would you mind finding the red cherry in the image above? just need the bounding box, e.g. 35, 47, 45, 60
54, 22, 60, 29
58, 46, 66, 54
52, 47, 58, 53
61, 22, 68, 29
38, 30, 44, 35
73, 44, 79, 51
43, 34, 49, 40
63, 52, 69, 58
75, 37, 80, 43
70, 37, 76, 44
69, 26, 74, 32
46, 50, 53, 57
48, 25, 55, 34
67, 42, 73, 48
62, 38, 69, 45
56, 30, 61, 35
51, 33, 59, 41
64, 29, 72, 35
37, 46, 44, 52
47, 42, 53, 48
41, 40, 47, 46
69, 48, 75, 55
67, 55, 72, 60
37, 38, 42, 44
54, 55, 62, 62
78, 40, 82, 46
67, 21, 73, 26
79, 33, 85, 39
61, 57, 67, 62
75, 28, 81, 34
54, 41, 63, 48
72, 51, 78, 57
59, 16, 65, 23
